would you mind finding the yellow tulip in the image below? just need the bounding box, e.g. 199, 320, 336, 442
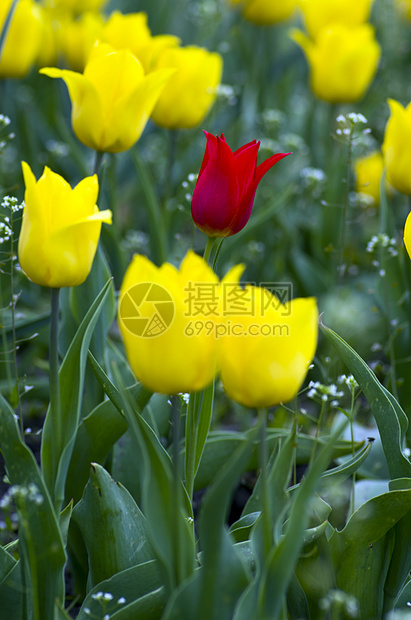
118, 251, 219, 394
0, 0, 42, 78
354, 151, 390, 206
40, 44, 174, 152
18, 162, 112, 288
229, 0, 298, 25
219, 269, 318, 408
291, 24, 380, 103
403, 211, 411, 259
382, 99, 411, 196
102, 11, 180, 73
35, 5, 62, 69
151, 46, 223, 130
298, 0, 374, 39
61, 11, 105, 72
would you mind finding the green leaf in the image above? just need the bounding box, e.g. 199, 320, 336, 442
0, 393, 66, 620
41, 278, 114, 510
194, 426, 258, 620
65, 382, 151, 504
320, 321, 411, 480
114, 370, 196, 593
329, 488, 411, 618
72, 463, 156, 589
77, 560, 166, 620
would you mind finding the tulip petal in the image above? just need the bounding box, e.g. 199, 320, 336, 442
191, 135, 240, 236
233, 141, 260, 203
254, 152, 291, 186
103, 67, 174, 152
40, 66, 104, 151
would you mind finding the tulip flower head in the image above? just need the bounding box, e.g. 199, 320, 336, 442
191, 132, 290, 237
102, 11, 180, 73
291, 24, 380, 103
354, 151, 390, 207
150, 46, 223, 130
118, 251, 219, 394
60, 11, 105, 72
298, 0, 374, 39
404, 212, 411, 260
18, 162, 112, 288
0, 0, 42, 78
382, 99, 411, 196
219, 268, 319, 408
40, 44, 174, 153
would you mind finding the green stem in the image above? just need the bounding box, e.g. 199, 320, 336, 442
49, 287, 61, 498
338, 130, 353, 285
93, 150, 104, 177
203, 236, 215, 265
212, 238, 225, 271
132, 148, 167, 264
171, 395, 182, 586
309, 399, 327, 467
258, 407, 271, 556
185, 391, 199, 500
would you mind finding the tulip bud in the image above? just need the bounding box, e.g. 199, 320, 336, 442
298, 0, 374, 40
150, 46, 223, 130
40, 44, 175, 153
0, 0, 42, 78
382, 99, 411, 196
191, 132, 289, 237
218, 270, 319, 408
227, 0, 297, 25
118, 251, 220, 395
290, 24, 380, 103
354, 151, 391, 207
18, 162, 112, 288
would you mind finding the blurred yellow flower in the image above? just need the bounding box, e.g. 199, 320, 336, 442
18, 162, 112, 288
354, 151, 390, 207
0, 0, 42, 78
227, 0, 298, 25
118, 251, 220, 394
35, 5, 62, 69
382, 99, 411, 195
298, 0, 374, 39
290, 24, 380, 103
151, 46, 223, 130
61, 11, 104, 72
219, 269, 318, 408
40, 44, 174, 152
42, 0, 107, 15
403, 211, 411, 259
102, 11, 180, 73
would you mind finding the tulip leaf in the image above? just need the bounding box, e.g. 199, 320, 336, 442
0, 393, 66, 620
113, 367, 196, 593
329, 488, 411, 618
0, 558, 23, 620
193, 426, 258, 620
65, 381, 151, 504
41, 277, 113, 509
77, 560, 166, 620
234, 423, 344, 620
194, 428, 359, 491
320, 321, 411, 480
73, 463, 156, 589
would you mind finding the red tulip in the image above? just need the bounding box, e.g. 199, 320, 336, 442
191, 132, 290, 237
